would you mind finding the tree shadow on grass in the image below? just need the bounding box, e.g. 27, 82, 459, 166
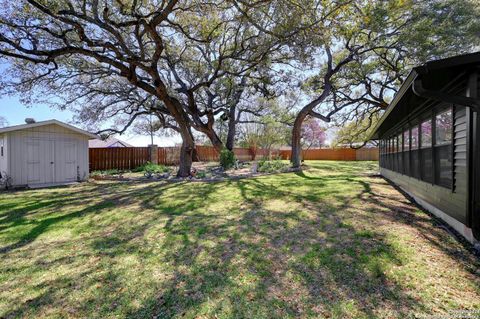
132, 204, 421, 317
1, 179, 227, 318
357, 176, 480, 272
1, 162, 479, 318
0, 200, 116, 254
121, 175, 427, 318
2, 260, 127, 318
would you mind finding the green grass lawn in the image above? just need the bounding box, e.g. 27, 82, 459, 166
0, 161, 479, 318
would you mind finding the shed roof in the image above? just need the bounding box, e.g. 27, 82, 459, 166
89, 137, 133, 148
370, 51, 480, 140
0, 119, 98, 139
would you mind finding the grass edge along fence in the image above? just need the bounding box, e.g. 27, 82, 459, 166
89, 146, 379, 172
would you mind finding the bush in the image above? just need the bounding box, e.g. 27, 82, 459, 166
220, 149, 236, 170
257, 159, 288, 173
196, 171, 207, 179
133, 162, 170, 173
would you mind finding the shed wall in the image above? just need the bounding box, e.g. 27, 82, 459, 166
0, 134, 7, 174
8, 124, 89, 186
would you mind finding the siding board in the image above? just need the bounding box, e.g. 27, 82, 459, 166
381, 168, 467, 223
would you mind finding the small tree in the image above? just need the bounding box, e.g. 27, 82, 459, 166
219, 148, 236, 170
132, 115, 168, 146
237, 98, 292, 159
301, 117, 326, 150
257, 116, 289, 159
300, 117, 326, 161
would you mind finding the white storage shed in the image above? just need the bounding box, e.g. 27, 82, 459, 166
0, 119, 97, 188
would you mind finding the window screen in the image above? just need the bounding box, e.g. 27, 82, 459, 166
411, 126, 419, 150
391, 136, 395, 170
403, 150, 409, 175
403, 130, 410, 175
411, 149, 420, 179
397, 133, 403, 173
410, 126, 419, 178
420, 119, 433, 183
398, 133, 403, 152
381, 108, 453, 188
436, 109, 453, 145
420, 119, 432, 148
435, 145, 452, 188
421, 148, 433, 183
403, 130, 410, 151
387, 138, 392, 169
434, 109, 453, 188
379, 140, 384, 167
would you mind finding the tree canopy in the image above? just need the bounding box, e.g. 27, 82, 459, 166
0, 0, 284, 175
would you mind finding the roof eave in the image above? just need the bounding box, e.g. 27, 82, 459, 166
0, 119, 99, 139
368, 51, 480, 141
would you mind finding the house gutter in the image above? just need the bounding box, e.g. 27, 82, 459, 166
412, 67, 480, 111
369, 52, 480, 141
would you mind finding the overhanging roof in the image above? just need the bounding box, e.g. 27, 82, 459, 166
370, 51, 480, 140
0, 119, 98, 139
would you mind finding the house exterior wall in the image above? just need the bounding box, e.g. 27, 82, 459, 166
8, 124, 89, 186
379, 104, 471, 240
381, 167, 468, 223
381, 167, 476, 243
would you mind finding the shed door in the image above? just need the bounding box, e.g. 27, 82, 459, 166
55, 141, 77, 182
26, 138, 54, 184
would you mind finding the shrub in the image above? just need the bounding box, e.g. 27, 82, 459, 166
257, 159, 288, 173
220, 149, 236, 170
196, 171, 207, 179
133, 162, 170, 173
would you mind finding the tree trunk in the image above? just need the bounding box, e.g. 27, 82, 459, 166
162, 98, 195, 178
200, 127, 224, 153
225, 106, 236, 151
177, 124, 195, 177
192, 147, 199, 162
291, 84, 332, 169
291, 110, 309, 168
250, 146, 257, 160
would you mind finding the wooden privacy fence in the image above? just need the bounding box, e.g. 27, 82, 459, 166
196, 145, 220, 162
157, 147, 181, 165
89, 146, 379, 171
279, 148, 357, 161
193, 146, 277, 162
89, 147, 149, 171
356, 147, 379, 161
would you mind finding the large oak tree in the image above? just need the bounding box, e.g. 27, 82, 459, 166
0, 0, 280, 176
236, 0, 480, 167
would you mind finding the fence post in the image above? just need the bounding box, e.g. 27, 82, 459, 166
149, 144, 158, 164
